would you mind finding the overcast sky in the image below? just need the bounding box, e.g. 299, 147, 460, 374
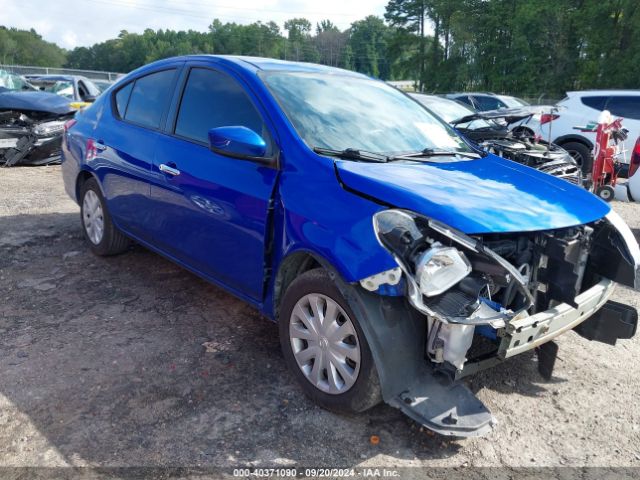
4, 0, 388, 49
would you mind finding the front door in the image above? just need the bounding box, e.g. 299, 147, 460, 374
149, 65, 278, 301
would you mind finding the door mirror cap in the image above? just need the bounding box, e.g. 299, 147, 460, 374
208, 126, 267, 160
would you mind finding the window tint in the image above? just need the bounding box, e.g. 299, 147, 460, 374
175, 68, 266, 145
581, 96, 608, 111
473, 95, 506, 111
114, 82, 133, 117
124, 69, 176, 129
606, 96, 640, 120
454, 96, 474, 107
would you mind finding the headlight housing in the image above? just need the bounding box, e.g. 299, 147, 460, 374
415, 246, 471, 297
373, 209, 533, 325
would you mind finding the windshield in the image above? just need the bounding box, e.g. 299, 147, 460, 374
411, 94, 495, 131
262, 72, 472, 155
0, 70, 35, 91
32, 80, 75, 99
93, 80, 112, 93
498, 95, 529, 107
410, 94, 474, 122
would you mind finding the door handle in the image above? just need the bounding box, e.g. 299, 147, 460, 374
159, 163, 180, 176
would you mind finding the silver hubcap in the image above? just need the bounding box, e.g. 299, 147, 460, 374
82, 190, 104, 245
289, 293, 361, 394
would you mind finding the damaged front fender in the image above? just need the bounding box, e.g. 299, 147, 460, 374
334, 272, 495, 437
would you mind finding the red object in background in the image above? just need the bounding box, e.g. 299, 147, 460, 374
540, 113, 560, 125
591, 116, 625, 202
630, 136, 640, 178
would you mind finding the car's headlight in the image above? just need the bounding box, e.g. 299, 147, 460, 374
415, 246, 471, 297
372, 208, 532, 325
33, 120, 66, 137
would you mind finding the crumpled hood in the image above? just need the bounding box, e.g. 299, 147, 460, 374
335, 154, 610, 234
0, 90, 75, 115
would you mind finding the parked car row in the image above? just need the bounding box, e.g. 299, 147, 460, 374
410, 94, 583, 185
532, 90, 640, 174
62, 55, 639, 438
433, 89, 640, 180
0, 70, 114, 166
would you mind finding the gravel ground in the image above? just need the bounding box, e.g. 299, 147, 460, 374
0, 166, 639, 473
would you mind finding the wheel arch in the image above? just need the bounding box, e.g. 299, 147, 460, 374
554, 134, 594, 150
75, 168, 99, 203
272, 250, 327, 320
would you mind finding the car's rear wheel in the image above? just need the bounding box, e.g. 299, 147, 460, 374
279, 268, 381, 413
80, 177, 130, 256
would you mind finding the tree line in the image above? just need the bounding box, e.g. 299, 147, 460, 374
1, 0, 639, 97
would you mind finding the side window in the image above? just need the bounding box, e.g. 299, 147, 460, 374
606, 96, 640, 121
581, 96, 608, 111
175, 68, 268, 149
474, 95, 505, 111
455, 96, 474, 108
114, 82, 133, 117
78, 81, 88, 99
124, 69, 177, 129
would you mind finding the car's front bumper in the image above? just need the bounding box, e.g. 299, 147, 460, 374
500, 278, 615, 358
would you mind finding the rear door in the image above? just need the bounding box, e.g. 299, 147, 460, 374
149, 63, 279, 301
604, 95, 640, 153
93, 66, 181, 241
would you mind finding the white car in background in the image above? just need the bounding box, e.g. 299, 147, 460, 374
615, 135, 640, 202
534, 90, 640, 174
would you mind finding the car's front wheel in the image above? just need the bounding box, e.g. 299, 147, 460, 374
279, 268, 381, 413
80, 177, 130, 256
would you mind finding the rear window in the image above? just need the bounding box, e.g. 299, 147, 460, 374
580, 96, 608, 111
473, 95, 506, 111
123, 69, 177, 129
606, 96, 640, 121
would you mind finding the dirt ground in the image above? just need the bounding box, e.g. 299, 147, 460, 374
0, 166, 639, 473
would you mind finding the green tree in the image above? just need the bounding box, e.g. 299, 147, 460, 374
0, 26, 66, 67
348, 16, 391, 79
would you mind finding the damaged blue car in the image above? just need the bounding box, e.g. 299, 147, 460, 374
61, 56, 640, 437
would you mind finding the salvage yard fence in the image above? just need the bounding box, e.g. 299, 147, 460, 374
2, 66, 563, 105
0, 64, 124, 82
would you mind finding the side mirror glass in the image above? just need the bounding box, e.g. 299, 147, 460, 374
208, 126, 267, 160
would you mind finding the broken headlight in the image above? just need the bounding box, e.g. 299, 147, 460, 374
373, 209, 533, 325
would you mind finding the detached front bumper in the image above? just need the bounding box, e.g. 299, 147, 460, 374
500, 279, 615, 358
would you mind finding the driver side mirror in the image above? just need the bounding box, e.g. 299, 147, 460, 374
82, 95, 97, 103
208, 126, 268, 161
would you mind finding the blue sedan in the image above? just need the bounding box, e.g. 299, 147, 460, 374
61, 56, 639, 437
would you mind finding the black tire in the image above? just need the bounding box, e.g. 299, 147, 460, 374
596, 185, 615, 202
279, 268, 381, 413
562, 141, 593, 176
80, 177, 130, 256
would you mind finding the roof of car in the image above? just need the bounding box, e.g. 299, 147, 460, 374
28, 75, 91, 82
446, 92, 498, 97
140, 55, 368, 78
567, 90, 640, 96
